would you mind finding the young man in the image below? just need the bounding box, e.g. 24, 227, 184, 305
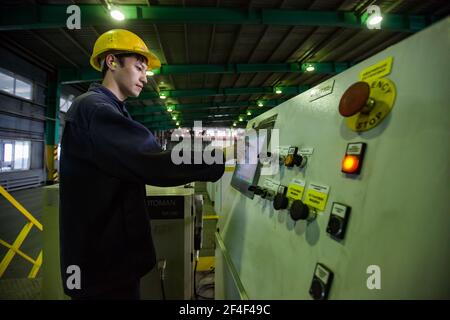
59, 29, 225, 300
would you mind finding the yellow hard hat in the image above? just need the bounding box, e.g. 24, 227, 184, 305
90, 29, 161, 72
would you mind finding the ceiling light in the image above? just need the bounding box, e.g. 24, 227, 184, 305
172, 115, 177, 120
233, 122, 237, 127
167, 106, 173, 113
238, 116, 244, 122
247, 110, 252, 116
146, 70, 154, 76
275, 89, 282, 94
368, 14, 383, 26
257, 101, 264, 107
159, 93, 167, 99
110, 8, 125, 21
176, 121, 180, 126
306, 64, 315, 72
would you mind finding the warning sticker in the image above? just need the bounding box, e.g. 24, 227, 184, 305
287, 178, 306, 200
304, 183, 330, 211
359, 56, 393, 81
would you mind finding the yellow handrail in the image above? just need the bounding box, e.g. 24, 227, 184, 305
0, 185, 43, 278
0, 185, 43, 231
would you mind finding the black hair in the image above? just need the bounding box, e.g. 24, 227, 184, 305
101, 52, 148, 78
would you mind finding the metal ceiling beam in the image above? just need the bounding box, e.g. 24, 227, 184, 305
145, 119, 245, 130
58, 62, 348, 84
28, 30, 79, 68
137, 107, 266, 122
59, 28, 90, 58
128, 98, 283, 115
0, 34, 55, 73
139, 112, 244, 124
133, 84, 308, 100
138, 107, 266, 123
0, 5, 435, 32
140, 114, 260, 127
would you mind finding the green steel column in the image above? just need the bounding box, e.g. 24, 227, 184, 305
45, 75, 61, 184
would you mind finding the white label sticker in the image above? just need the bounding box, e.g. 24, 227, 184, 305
309, 80, 335, 102
263, 178, 279, 192
331, 203, 347, 219
308, 183, 330, 194
315, 264, 330, 284
299, 147, 314, 156
277, 146, 290, 157
291, 178, 306, 187
347, 143, 363, 155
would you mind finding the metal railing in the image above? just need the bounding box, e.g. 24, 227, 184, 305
0, 185, 43, 278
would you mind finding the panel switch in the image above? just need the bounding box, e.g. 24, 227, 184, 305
309, 263, 333, 300
326, 202, 351, 240
284, 147, 307, 168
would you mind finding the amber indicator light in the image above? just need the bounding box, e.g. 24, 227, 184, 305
342, 155, 359, 173
341, 142, 366, 175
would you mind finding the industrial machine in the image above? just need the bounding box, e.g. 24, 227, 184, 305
214, 18, 450, 300
41, 183, 201, 300
141, 184, 199, 300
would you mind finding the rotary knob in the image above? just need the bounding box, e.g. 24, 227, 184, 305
339, 81, 375, 117
293, 154, 307, 167
254, 187, 266, 197
273, 193, 289, 210
327, 216, 343, 236
310, 279, 326, 300
289, 200, 310, 221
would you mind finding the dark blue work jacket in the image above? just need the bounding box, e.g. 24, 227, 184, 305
59, 83, 224, 298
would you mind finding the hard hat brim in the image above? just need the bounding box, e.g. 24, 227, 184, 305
90, 48, 161, 72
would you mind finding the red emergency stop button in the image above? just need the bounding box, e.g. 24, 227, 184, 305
339, 82, 371, 117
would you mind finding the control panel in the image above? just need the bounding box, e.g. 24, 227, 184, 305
215, 18, 450, 300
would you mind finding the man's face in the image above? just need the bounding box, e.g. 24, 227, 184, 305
113, 56, 148, 98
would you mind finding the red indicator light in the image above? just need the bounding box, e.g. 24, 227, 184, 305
342, 155, 359, 173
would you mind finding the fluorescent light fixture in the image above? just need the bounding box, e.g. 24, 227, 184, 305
110, 9, 125, 21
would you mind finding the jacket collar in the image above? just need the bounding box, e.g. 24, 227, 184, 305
88, 83, 131, 118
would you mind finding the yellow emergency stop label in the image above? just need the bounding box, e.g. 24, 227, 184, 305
346, 77, 396, 132
287, 178, 305, 200
359, 56, 393, 81
304, 183, 330, 211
